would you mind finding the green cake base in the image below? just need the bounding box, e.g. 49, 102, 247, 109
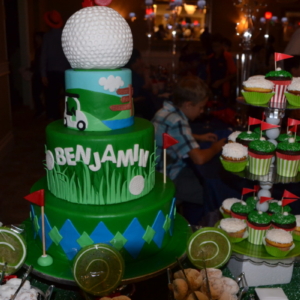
24, 214, 191, 285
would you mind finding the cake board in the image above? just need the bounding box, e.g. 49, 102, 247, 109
23, 214, 192, 286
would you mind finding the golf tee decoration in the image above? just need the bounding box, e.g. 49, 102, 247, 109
24, 189, 53, 266
163, 133, 179, 183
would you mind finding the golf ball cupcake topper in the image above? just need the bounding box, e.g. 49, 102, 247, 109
62, 2, 133, 69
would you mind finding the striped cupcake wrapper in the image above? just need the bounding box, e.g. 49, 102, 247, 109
269, 80, 291, 106
276, 157, 300, 177
248, 156, 272, 175
247, 226, 266, 245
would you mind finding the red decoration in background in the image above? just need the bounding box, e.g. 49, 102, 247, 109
24, 189, 45, 206
193, 20, 199, 25
242, 188, 255, 195
248, 117, 261, 126
261, 121, 280, 131
288, 118, 300, 127
82, 0, 94, 7
95, 0, 112, 6
260, 196, 273, 203
163, 133, 179, 149
146, 7, 154, 15
264, 11, 273, 20
282, 198, 298, 206
275, 53, 293, 62
282, 189, 299, 199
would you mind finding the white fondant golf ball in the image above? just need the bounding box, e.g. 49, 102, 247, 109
266, 117, 280, 125
260, 182, 272, 190
256, 201, 269, 212
268, 139, 278, 147
257, 189, 271, 198
62, 6, 133, 69
46, 150, 54, 170
129, 175, 145, 195
265, 128, 280, 139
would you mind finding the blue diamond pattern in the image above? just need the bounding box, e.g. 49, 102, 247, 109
152, 210, 166, 248
123, 218, 146, 259
90, 222, 114, 246
38, 214, 53, 250
30, 205, 37, 238
169, 198, 176, 236
59, 219, 81, 260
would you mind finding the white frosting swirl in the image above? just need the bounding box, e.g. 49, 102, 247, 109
222, 143, 248, 159
220, 218, 247, 233
222, 198, 242, 211
228, 131, 242, 142
243, 78, 274, 89
288, 77, 300, 91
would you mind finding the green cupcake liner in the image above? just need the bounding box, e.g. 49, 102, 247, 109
285, 92, 300, 107
242, 91, 275, 105
248, 156, 272, 175
276, 157, 300, 177
292, 231, 300, 242
263, 238, 294, 257
220, 157, 248, 173
229, 230, 249, 244
248, 226, 266, 245
219, 207, 231, 219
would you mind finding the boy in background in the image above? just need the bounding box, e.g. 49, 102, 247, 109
152, 76, 226, 225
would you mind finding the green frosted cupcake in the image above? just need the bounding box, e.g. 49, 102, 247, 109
247, 210, 271, 245
268, 201, 291, 215
276, 139, 300, 177
271, 212, 296, 232
248, 140, 276, 175
277, 133, 300, 143
231, 201, 253, 220
236, 131, 260, 147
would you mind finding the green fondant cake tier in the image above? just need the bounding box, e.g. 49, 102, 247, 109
29, 173, 176, 264
45, 118, 155, 205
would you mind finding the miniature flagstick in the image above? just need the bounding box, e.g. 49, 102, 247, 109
247, 117, 261, 133
274, 53, 293, 70
256, 196, 273, 212
241, 187, 255, 201
24, 189, 53, 267
281, 189, 300, 213
162, 133, 179, 183
288, 118, 300, 139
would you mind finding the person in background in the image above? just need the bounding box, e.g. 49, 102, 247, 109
206, 34, 237, 104
125, 48, 155, 120
200, 26, 212, 56
152, 76, 226, 225
40, 10, 70, 120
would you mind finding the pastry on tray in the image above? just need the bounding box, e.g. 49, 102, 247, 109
221, 198, 242, 216
248, 139, 276, 176
271, 212, 296, 232
236, 131, 260, 147
230, 201, 253, 220
220, 218, 247, 238
265, 228, 293, 251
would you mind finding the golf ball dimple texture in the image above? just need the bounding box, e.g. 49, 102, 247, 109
62, 6, 133, 69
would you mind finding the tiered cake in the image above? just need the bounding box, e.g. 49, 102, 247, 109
24, 4, 189, 281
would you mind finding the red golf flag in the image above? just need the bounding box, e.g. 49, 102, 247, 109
282, 198, 298, 206
254, 185, 260, 192
289, 125, 298, 133
261, 121, 280, 131
163, 133, 179, 149
260, 196, 273, 203
274, 53, 293, 62
282, 189, 299, 199
287, 118, 300, 127
24, 189, 45, 206
248, 117, 261, 126
242, 188, 255, 195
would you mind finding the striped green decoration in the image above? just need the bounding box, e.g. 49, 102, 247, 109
277, 157, 300, 177
248, 156, 272, 175
248, 227, 266, 245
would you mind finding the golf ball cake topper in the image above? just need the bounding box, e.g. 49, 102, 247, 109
62, 4, 133, 69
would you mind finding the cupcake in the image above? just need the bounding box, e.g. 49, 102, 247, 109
285, 77, 300, 106
271, 212, 296, 232
236, 131, 260, 147
228, 131, 242, 143
220, 142, 248, 172
247, 210, 271, 245
265, 228, 293, 251
230, 201, 253, 220
268, 200, 291, 215
276, 138, 300, 177
248, 139, 276, 175
293, 215, 300, 236
220, 218, 247, 238
242, 78, 274, 105
221, 198, 242, 216
277, 132, 300, 143
245, 196, 258, 210
265, 68, 292, 106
